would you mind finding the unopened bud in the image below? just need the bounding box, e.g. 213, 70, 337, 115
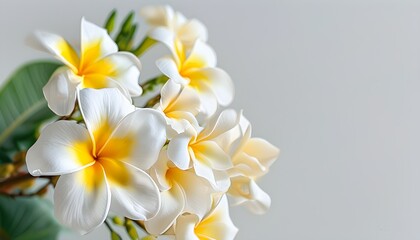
112, 216, 124, 226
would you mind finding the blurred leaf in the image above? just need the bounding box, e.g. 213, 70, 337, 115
105, 9, 117, 34
0, 196, 61, 240
0, 61, 61, 147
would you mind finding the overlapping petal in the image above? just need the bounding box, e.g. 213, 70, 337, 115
54, 163, 110, 234
26, 121, 94, 176
43, 67, 80, 116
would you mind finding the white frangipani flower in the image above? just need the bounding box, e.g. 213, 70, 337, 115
36, 18, 142, 116
156, 39, 234, 118
140, 5, 208, 49
154, 79, 201, 138
166, 109, 238, 190
26, 88, 166, 234
174, 195, 238, 240
221, 114, 280, 214
145, 149, 216, 235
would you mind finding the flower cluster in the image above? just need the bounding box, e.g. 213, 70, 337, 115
25, 5, 279, 239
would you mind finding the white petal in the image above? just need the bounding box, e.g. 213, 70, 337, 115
183, 40, 216, 69
229, 177, 271, 215
177, 19, 208, 47
198, 109, 239, 142
167, 126, 196, 170
166, 86, 201, 115
173, 169, 215, 219
54, 163, 110, 234
193, 141, 232, 171
160, 79, 182, 110
93, 52, 142, 96
189, 68, 234, 106
148, 27, 177, 54
174, 214, 200, 240
100, 158, 161, 220
149, 149, 172, 192
192, 159, 216, 191
78, 88, 135, 151
100, 108, 167, 170
33, 31, 79, 72
194, 84, 218, 120
244, 138, 280, 170
140, 5, 174, 27
195, 195, 238, 240
81, 18, 117, 62
145, 183, 185, 235
26, 121, 94, 176
156, 58, 187, 85
231, 152, 265, 178
43, 67, 79, 116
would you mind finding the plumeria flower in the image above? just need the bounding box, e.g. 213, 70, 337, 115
140, 5, 208, 50
220, 114, 280, 214
154, 79, 201, 138
145, 148, 216, 235
166, 109, 238, 190
174, 195, 238, 240
35, 18, 142, 116
156, 39, 234, 119
26, 88, 166, 233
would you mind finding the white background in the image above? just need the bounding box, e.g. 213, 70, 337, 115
2, 0, 420, 239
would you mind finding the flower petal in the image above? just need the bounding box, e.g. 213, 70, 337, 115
99, 108, 167, 170
188, 68, 234, 106
100, 158, 161, 220
33, 31, 79, 72
26, 121, 94, 176
172, 169, 215, 219
198, 109, 239, 142
193, 141, 232, 171
78, 88, 135, 151
43, 67, 79, 116
145, 183, 185, 235
229, 177, 271, 215
243, 138, 280, 170
183, 40, 216, 69
192, 157, 216, 186
80, 18, 118, 66
160, 79, 182, 110
140, 5, 174, 27
156, 58, 188, 85
175, 214, 200, 240
54, 163, 110, 234
177, 19, 208, 48
195, 195, 238, 240
87, 52, 142, 96
167, 126, 196, 170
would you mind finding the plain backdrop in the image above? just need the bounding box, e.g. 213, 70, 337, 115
2, 0, 420, 239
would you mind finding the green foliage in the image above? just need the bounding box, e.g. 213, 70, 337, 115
0, 61, 61, 159
104, 10, 157, 56
0, 196, 61, 240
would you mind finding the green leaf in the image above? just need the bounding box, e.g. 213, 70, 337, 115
0, 196, 61, 240
0, 61, 61, 147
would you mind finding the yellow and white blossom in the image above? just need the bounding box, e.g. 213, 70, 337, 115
144, 148, 217, 235
35, 18, 142, 116
156, 39, 234, 119
174, 195, 238, 240
221, 114, 280, 214
166, 109, 238, 190
26, 88, 166, 233
154, 79, 201, 138
140, 5, 208, 50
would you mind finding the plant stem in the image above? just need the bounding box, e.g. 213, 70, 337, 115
0, 173, 34, 190
140, 75, 169, 96
132, 37, 157, 57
